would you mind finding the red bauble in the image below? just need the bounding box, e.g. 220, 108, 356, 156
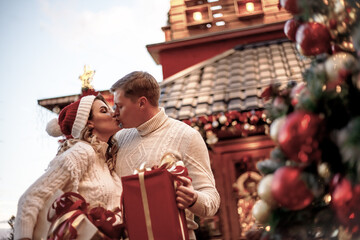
331, 175, 360, 232
250, 115, 259, 125
182, 119, 191, 126
329, 18, 337, 29
284, 18, 301, 41
198, 116, 208, 125
271, 166, 314, 210
278, 111, 323, 163
204, 123, 213, 131
296, 22, 331, 56
279, 0, 301, 14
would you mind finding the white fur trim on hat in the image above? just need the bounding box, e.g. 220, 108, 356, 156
71, 95, 96, 138
46, 118, 63, 137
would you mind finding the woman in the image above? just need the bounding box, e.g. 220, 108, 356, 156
14, 94, 122, 240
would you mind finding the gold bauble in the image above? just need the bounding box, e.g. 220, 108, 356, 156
324, 52, 357, 82
317, 162, 331, 179
269, 116, 286, 142
257, 174, 277, 207
252, 200, 272, 224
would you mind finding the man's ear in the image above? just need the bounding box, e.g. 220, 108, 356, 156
139, 96, 147, 107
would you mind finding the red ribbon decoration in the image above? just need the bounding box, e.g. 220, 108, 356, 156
48, 192, 88, 222
47, 192, 124, 240
88, 207, 125, 239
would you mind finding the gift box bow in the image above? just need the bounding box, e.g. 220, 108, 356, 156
47, 192, 125, 240
134, 153, 192, 187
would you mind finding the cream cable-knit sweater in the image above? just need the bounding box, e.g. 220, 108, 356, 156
14, 141, 122, 240
115, 108, 220, 238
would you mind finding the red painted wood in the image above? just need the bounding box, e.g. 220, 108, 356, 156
147, 22, 287, 79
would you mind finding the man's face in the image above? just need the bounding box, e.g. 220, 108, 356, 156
113, 89, 141, 128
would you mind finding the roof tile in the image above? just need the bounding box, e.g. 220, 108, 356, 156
159, 39, 310, 120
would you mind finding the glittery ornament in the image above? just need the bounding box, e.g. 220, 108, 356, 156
325, 52, 357, 82
204, 123, 212, 131
271, 166, 314, 210
219, 115, 227, 124
296, 22, 331, 56
250, 115, 259, 125
212, 120, 219, 128
252, 200, 272, 223
206, 130, 218, 145
284, 18, 301, 41
278, 111, 323, 164
269, 116, 286, 142
331, 175, 360, 233
279, 0, 301, 14
257, 174, 277, 207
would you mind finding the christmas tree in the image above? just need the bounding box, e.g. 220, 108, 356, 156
247, 0, 360, 239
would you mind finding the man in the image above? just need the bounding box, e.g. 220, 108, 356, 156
111, 71, 220, 239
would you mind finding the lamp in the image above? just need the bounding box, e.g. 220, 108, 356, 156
193, 11, 203, 21
235, 0, 264, 19
246, 2, 255, 12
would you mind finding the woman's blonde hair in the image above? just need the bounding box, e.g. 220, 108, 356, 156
56, 95, 119, 174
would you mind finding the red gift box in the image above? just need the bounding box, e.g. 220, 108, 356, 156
121, 168, 189, 240
45, 192, 125, 240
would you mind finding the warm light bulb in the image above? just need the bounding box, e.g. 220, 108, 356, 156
336, 85, 342, 93
323, 194, 332, 204
246, 2, 255, 12
193, 11, 203, 21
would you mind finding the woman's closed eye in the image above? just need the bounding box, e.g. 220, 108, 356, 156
100, 106, 109, 113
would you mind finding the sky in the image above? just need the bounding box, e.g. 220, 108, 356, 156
0, 0, 169, 231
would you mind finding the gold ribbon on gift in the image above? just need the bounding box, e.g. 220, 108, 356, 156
161, 153, 188, 240
139, 171, 155, 240
160, 152, 180, 170
136, 152, 188, 240
48, 210, 86, 239
134, 162, 152, 174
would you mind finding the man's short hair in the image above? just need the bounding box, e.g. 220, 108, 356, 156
111, 71, 160, 106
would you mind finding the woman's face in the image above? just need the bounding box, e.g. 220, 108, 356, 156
88, 99, 121, 141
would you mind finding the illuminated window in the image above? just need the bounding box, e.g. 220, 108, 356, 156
234, 0, 264, 19
185, 5, 213, 28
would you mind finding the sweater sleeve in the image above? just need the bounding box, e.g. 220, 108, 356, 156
14, 142, 95, 240
183, 129, 220, 217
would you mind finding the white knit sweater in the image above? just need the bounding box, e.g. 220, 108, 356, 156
115, 108, 220, 237
14, 141, 122, 240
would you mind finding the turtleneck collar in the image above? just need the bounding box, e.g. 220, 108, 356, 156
136, 108, 167, 137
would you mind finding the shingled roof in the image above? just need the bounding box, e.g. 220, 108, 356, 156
159, 39, 311, 120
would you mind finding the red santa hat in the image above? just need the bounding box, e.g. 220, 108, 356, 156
46, 95, 96, 138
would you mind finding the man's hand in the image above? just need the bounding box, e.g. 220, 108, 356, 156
175, 176, 198, 209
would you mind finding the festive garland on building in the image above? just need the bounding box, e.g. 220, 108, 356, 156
181, 110, 270, 145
